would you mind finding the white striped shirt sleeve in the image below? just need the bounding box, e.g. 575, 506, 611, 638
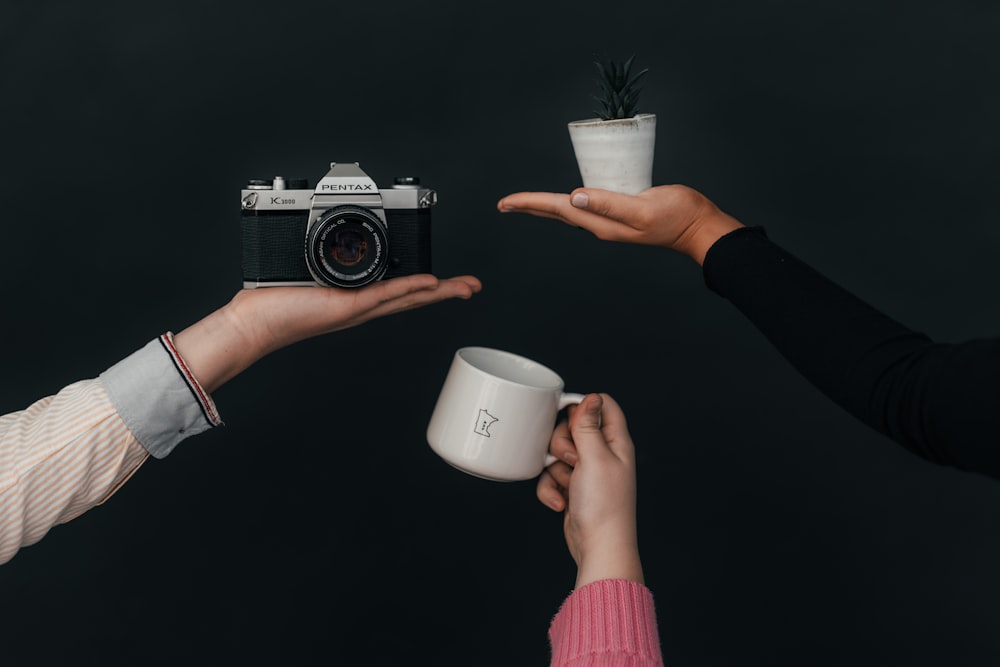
0, 333, 222, 565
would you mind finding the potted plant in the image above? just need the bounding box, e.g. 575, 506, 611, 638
567, 54, 655, 195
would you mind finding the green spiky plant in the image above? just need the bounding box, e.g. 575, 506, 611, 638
592, 54, 649, 121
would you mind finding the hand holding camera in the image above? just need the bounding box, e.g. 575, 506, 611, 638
169, 163, 479, 395
174, 274, 481, 395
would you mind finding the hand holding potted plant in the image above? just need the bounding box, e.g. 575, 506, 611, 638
568, 54, 655, 195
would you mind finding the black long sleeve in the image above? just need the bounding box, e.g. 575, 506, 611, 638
703, 226, 1000, 479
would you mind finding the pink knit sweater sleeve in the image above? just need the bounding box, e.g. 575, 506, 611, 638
548, 579, 663, 667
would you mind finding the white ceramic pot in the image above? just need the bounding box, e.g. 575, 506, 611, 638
567, 113, 656, 195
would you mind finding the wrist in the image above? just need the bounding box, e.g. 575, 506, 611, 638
677, 206, 744, 266
574, 535, 644, 589
172, 294, 266, 394
225, 290, 280, 358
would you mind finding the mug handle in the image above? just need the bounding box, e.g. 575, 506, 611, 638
544, 392, 587, 468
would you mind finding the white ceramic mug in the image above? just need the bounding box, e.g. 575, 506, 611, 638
427, 347, 585, 482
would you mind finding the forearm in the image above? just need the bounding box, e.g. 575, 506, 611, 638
0, 381, 149, 565
1, 335, 222, 564
703, 227, 931, 410
702, 226, 1000, 476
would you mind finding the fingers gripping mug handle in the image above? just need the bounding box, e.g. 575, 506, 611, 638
559, 393, 586, 410
544, 393, 587, 468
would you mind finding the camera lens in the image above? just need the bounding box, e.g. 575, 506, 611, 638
306, 206, 389, 287
330, 228, 368, 266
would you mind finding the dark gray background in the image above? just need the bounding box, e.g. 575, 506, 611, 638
2, 1, 999, 665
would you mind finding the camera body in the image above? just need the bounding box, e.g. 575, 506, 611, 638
241, 162, 435, 288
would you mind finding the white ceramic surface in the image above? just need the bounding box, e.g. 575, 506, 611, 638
567, 113, 656, 195
427, 347, 584, 482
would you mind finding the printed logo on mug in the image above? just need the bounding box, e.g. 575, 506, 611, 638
426, 347, 585, 481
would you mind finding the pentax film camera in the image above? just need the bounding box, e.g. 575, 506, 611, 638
240, 162, 435, 288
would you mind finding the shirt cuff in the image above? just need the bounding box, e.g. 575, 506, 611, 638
99, 332, 223, 459
549, 579, 662, 666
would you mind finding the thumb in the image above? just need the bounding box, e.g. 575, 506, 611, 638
569, 188, 646, 228
567, 393, 609, 460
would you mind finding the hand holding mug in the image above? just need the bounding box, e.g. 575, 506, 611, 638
537, 393, 644, 589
